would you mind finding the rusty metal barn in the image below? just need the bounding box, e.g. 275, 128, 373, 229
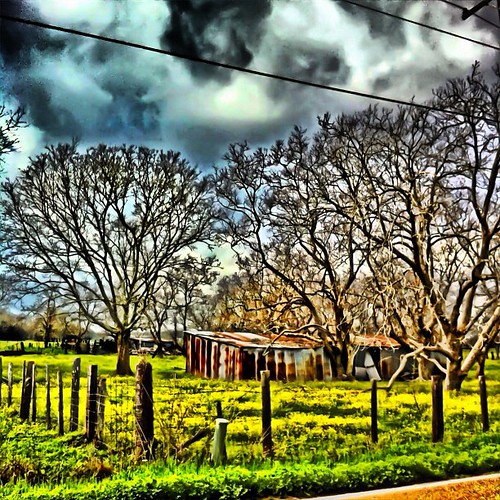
184, 330, 333, 382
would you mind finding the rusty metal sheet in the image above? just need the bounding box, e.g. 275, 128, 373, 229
353, 334, 400, 349
185, 331, 333, 382
185, 330, 322, 350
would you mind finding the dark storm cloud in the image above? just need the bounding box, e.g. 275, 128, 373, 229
1, 0, 497, 177
99, 96, 161, 141
275, 48, 350, 87
15, 82, 83, 137
0, 0, 66, 67
1, 0, 78, 137
174, 112, 307, 167
1, 1, 163, 145
160, 0, 272, 82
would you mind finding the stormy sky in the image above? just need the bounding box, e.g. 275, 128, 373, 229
1, 0, 499, 176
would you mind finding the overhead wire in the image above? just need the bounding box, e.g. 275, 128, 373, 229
439, 0, 500, 29
338, 0, 500, 50
0, 14, 494, 121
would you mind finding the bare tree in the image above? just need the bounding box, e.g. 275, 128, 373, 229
143, 254, 219, 352
214, 127, 366, 378
0, 105, 28, 307
1, 144, 215, 374
317, 63, 499, 390
0, 104, 27, 162
172, 255, 219, 333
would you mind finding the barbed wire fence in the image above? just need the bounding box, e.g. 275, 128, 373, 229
0, 356, 495, 463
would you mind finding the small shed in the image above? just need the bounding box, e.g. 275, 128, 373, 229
353, 334, 412, 381
184, 330, 333, 382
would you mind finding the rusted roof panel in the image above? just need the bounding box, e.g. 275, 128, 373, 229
185, 330, 322, 349
353, 334, 401, 349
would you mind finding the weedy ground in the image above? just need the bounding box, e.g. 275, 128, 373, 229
0, 345, 499, 499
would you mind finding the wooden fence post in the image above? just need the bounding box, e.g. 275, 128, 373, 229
57, 370, 64, 435
261, 370, 273, 457
479, 375, 489, 432
20, 360, 26, 416
20, 361, 34, 421
46, 365, 51, 430
31, 363, 37, 422
216, 400, 223, 418
211, 418, 229, 465
7, 363, 13, 406
69, 358, 81, 431
85, 365, 98, 441
96, 377, 107, 443
432, 375, 444, 443
134, 360, 154, 460
371, 379, 378, 443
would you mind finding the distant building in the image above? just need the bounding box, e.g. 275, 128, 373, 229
352, 334, 412, 381
184, 330, 333, 381
185, 330, 412, 382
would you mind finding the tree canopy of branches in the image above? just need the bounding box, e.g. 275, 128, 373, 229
1, 144, 215, 374
215, 63, 499, 389
0, 104, 26, 163
143, 254, 219, 352
214, 127, 366, 378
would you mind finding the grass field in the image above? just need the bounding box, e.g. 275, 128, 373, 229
0, 348, 499, 499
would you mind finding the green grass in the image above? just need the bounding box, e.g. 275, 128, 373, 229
0, 352, 499, 499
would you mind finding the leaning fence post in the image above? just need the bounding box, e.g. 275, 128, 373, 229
261, 370, 273, 457
46, 365, 51, 429
432, 375, 444, 443
371, 379, 378, 443
70, 358, 81, 431
7, 363, 13, 406
479, 375, 489, 432
134, 359, 154, 460
211, 418, 229, 465
96, 377, 107, 443
20, 361, 34, 421
85, 365, 98, 441
31, 363, 37, 422
57, 370, 64, 435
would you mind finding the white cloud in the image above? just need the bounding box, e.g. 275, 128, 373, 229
36, 0, 116, 31
31, 56, 113, 121
3, 122, 44, 178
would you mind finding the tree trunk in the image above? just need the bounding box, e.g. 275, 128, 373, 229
331, 349, 346, 379
445, 358, 466, 391
116, 331, 133, 376
345, 344, 355, 378
476, 353, 486, 378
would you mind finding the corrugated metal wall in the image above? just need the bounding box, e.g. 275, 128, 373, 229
185, 332, 333, 382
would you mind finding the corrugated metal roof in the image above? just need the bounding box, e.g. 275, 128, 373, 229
184, 330, 322, 349
353, 334, 401, 349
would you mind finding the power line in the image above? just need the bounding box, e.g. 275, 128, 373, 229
440, 0, 500, 29
338, 0, 500, 50
0, 14, 489, 120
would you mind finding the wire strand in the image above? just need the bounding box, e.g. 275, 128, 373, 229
0, 14, 487, 119
338, 0, 500, 49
